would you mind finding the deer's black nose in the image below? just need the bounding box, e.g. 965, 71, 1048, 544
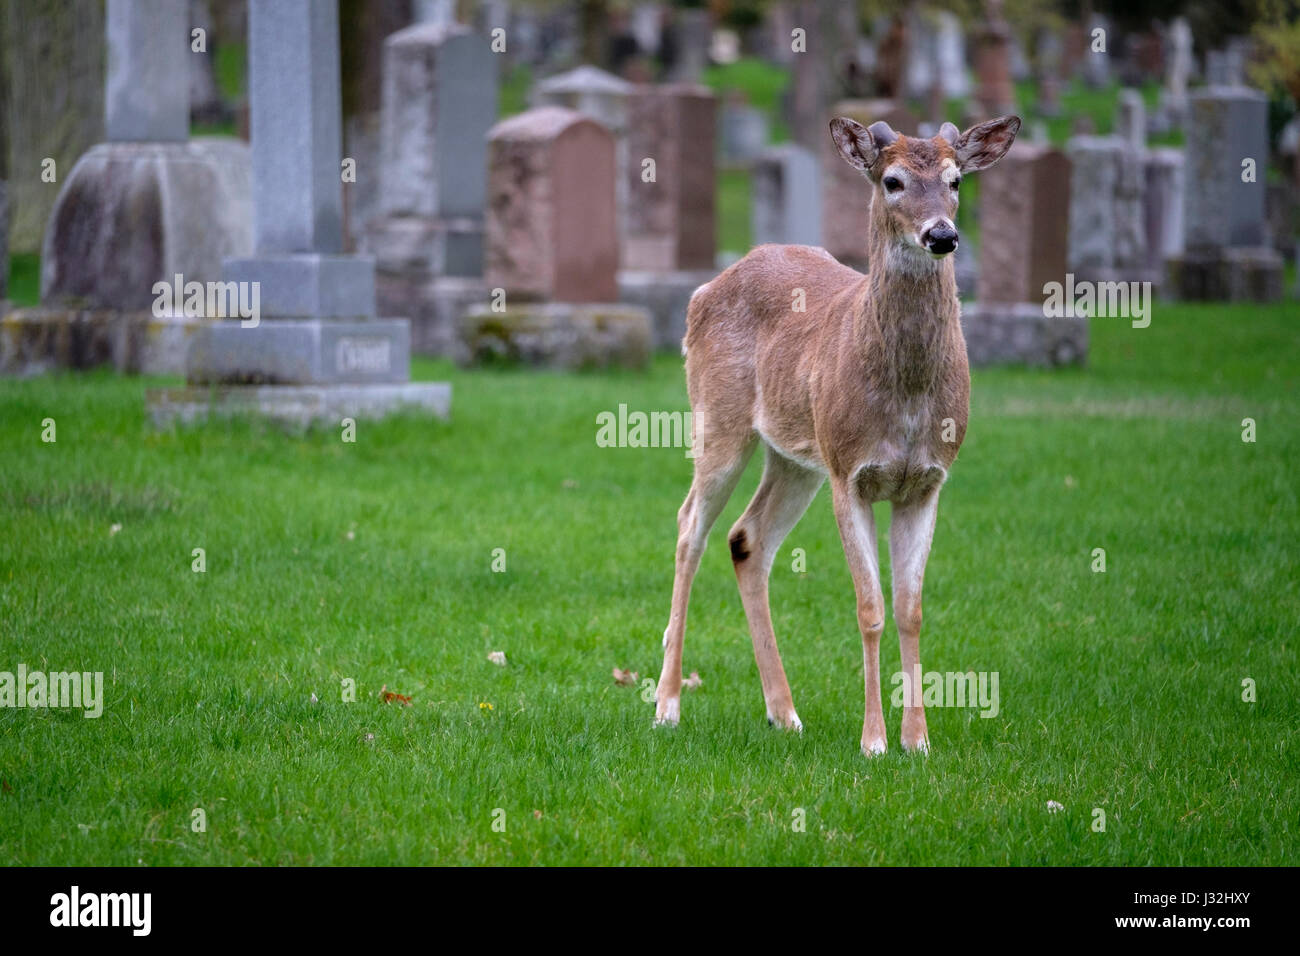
923, 223, 958, 255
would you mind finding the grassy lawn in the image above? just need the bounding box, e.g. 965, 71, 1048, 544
0, 302, 1296, 866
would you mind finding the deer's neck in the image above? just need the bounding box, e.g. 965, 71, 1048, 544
860, 238, 959, 397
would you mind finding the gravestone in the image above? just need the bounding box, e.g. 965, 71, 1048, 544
963, 142, 1084, 366
1154, 18, 1193, 133
1036, 28, 1063, 117
821, 99, 917, 270
1166, 86, 1283, 301
719, 96, 769, 167
1143, 147, 1185, 272
148, 0, 449, 424
620, 84, 718, 348
1082, 14, 1111, 89
4, 0, 253, 378
972, 0, 1015, 118
535, 66, 633, 263
669, 7, 712, 82
461, 107, 651, 368
1066, 133, 1151, 284
752, 144, 822, 247
905, 9, 969, 100
361, 22, 498, 357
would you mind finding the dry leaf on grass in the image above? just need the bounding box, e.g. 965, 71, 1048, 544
683, 671, 703, 691
612, 667, 639, 686
1046, 800, 1065, 813
487, 651, 507, 666
379, 684, 412, 706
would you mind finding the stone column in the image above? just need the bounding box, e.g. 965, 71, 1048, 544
156, 0, 451, 424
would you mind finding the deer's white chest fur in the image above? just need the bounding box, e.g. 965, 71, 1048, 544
851, 398, 948, 504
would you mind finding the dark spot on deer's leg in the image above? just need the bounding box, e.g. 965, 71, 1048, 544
729, 529, 750, 562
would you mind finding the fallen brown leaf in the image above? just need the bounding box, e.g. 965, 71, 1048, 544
683, 671, 703, 691
379, 684, 412, 706
612, 667, 639, 686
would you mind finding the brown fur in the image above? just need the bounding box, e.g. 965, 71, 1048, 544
654, 116, 1019, 754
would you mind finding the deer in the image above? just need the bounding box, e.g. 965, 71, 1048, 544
654, 113, 1020, 754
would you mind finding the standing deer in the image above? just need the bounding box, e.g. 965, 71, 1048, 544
654, 114, 1020, 754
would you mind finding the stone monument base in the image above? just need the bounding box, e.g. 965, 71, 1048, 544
460, 302, 652, 369
363, 214, 484, 278
1, 306, 202, 376
961, 302, 1088, 367
617, 269, 715, 350
186, 318, 411, 385
375, 273, 486, 359
1165, 247, 1284, 302
145, 382, 451, 428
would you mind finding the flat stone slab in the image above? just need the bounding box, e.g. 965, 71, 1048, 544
617, 269, 715, 351
186, 318, 410, 385
223, 254, 376, 319
460, 302, 652, 369
961, 302, 1088, 367
1, 307, 202, 376
146, 382, 451, 429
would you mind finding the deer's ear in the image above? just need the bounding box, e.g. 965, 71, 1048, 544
830, 117, 880, 173
953, 115, 1021, 172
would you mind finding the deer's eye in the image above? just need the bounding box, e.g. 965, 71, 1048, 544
883, 176, 903, 193
950, 177, 961, 190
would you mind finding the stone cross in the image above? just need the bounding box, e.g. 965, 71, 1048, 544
105, 0, 189, 142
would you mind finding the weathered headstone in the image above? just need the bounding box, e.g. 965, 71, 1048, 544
148, 0, 450, 423
535, 66, 633, 259
821, 99, 917, 270
719, 95, 769, 166
964, 142, 1084, 366
1066, 136, 1122, 278
620, 84, 718, 348
752, 144, 822, 248
973, 0, 1016, 118
669, 7, 712, 82
1167, 86, 1283, 301
904, 8, 968, 101
1036, 27, 1063, 117
361, 22, 498, 356
623, 85, 715, 272
1082, 14, 1111, 89
1143, 147, 1185, 272
1154, 18, 1193, 133
462, 107, 651, 368
976, 144, 1072, 306
1116, 88, 1145, 151
6, 0, 253, 377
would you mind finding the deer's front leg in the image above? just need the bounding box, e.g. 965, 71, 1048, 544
889, 489, 941, 753
830, 480, 887, 756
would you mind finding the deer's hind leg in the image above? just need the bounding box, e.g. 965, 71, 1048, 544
655, 426, 756, 727
727, 445, 824, 730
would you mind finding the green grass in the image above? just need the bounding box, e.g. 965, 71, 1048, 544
702, 57, 791, 143
716, 168, 752, 255
1, 303, 1297, 866
6, 253, 40, 307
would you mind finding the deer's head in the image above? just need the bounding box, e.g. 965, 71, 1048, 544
829, 115, 1021, 260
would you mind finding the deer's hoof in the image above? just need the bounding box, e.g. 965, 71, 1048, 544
654, 696, 680, 727
901, 736, 930, 755
861, 737, 888, 756
766, 709, 803, 732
